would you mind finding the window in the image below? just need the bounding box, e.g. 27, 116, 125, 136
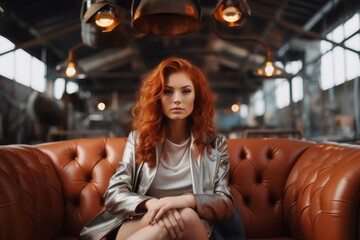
253, 90, 265, 116
15, 49, 32, 87
333, 46, 346, 85
275, 79, 290, 109
285, 60, 304, 102
292, 77, 303, 102
31, 57, 46, 92
0, 36, 15, 79
240, 104, 248, 119
0, 35, 47, 93
320, 12, 360, 90
344, 13, 360, 81
54, 78, 65, 99
344, 13, 359, 38
66, 81, 79, 94
345, 36, 360, 80
321, 48, 334, 90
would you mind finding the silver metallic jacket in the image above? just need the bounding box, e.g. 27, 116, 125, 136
80, 131, 234, 240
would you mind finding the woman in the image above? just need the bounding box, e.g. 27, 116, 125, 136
80, 57, 234, 240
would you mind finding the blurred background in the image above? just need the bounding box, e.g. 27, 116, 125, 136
0, 0, 359, 144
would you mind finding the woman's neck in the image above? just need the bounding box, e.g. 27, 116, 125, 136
165, 120, 191, 144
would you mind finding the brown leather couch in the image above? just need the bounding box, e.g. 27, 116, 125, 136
1, 137, 360, 240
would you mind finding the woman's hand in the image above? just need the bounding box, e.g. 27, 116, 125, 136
144, 195, 195, 239
145, 195, 195, 224
156, 209, 184, 240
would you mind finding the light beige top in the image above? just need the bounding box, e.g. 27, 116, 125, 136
147, 137, 193, 198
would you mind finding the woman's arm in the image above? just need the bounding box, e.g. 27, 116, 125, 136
103, 132, 153, 218
193, 134, 235, 221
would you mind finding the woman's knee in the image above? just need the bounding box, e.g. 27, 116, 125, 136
179, 208, 202, 225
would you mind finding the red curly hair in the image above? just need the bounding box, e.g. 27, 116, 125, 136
131, 57, 216, 168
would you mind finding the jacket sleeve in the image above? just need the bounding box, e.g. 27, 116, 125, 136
103, 131, 152, 218
193, 134, 235, 221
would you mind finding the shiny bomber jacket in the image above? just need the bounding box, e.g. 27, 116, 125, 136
80, 131, 234, 240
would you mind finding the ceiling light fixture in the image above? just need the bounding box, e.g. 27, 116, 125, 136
131, 0, 203, 36
82, 0, 121, 32
80, 0, 130, 48
213, 0, 251, 27
212, 25, 291, 79
250, 47, 292, 79
56, 44, 86, 79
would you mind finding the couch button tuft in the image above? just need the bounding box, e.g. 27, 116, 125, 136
256, 175, 262, 183
239, 149, 246, 160
267, 149, 273, 159
85, 173, 92, 182
71, 152, 77, 160
243, 197, 250, 205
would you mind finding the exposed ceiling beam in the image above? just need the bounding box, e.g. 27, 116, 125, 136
79, 46, 137, 72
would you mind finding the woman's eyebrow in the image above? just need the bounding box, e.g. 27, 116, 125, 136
164, 85, 193, 89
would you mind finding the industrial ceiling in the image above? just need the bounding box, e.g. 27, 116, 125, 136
1, 0, 359, 110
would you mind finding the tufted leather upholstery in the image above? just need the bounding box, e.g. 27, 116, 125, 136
1, 137, 360, 240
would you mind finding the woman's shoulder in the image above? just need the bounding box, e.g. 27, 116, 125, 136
207, 132, 227, 147
126, 130, 139, 143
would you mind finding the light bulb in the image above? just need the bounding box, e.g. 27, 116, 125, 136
97, 102, 106, 111
222, 6, 241, 23
264, 61, 275, 77
66, 62, 77, 77
231, 104, 240, 112
95, 9, 115, 28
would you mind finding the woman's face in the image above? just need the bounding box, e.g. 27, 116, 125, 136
161, 71, 195, 122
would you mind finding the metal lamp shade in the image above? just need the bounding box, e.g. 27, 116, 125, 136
81, 21, 130, 48
81, 0, 130, 48
131, 0, 202, 36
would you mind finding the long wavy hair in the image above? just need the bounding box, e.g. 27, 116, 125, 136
131, 57, 216, 168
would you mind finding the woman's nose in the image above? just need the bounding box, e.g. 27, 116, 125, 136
173, 91, 181, 103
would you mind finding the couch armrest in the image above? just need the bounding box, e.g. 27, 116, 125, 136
0, 145, 64, 240
284, 143, 360, 240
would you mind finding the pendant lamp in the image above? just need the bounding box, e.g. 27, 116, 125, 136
80, 0, 130, 48
131, 0, 203, 36
213, 0, 251, 27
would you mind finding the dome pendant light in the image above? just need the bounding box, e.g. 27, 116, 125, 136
131, 0, 203, 36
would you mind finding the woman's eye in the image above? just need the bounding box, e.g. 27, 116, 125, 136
183, 89, 192, 94
164, 89, 173, 95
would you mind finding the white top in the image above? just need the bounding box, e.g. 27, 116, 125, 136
147, 137, 193, 198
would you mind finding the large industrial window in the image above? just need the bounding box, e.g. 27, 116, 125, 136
253, 90, 265, 116
320, 12, 360, 90
66, 81, 79, 94
286, 60, 304, 103
274, 60, 303, 109
54, 78, 79, 99
275, 79, 290, 109
0, 35, 46, 93
54, 78, 65, 99
0, 36, 15, 79
31, 57, 46, 92
15, 49, 32, 87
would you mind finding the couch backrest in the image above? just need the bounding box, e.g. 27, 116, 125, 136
3, 137, 360, 239
37, 137, 317, 238
0, 145, 64, 240
284, 142, 360, 240
227, 138, 313, 238
37, 138, 127, 237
